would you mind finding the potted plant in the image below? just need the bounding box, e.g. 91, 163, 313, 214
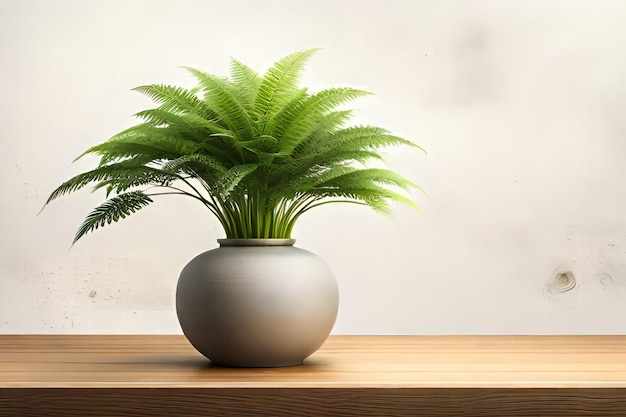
45, 49, 424, 367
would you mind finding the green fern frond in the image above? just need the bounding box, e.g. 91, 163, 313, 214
161, 154, 228, 177
304, 110, 355, 142
254, 49, 320, 121
317, 168, 420, 192
273, 88, 371, 155
268, 146, 385, 189
132, 84, 217, 119
271, 164, 358, 200
241, 135, 279, 153
133, 108, 198, 129
92, 167, 177, 197
213, 164, 258, 198
184, 67, 256, 141
229, 58, 261, 105
46, 160, 160, 204
132, 109, 233, 144
73, 191, 153, 244
84, 126, 204, 164
298, 126, 418, 157
307, 185, 418, 215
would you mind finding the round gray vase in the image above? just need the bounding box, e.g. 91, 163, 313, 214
176, 239, 339, 367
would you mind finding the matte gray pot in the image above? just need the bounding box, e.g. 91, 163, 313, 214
176, 238, 339, 367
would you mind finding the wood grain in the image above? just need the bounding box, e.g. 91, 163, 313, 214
1, 335, 626, 416
2, 388, 626, 417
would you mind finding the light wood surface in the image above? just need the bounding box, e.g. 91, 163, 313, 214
1, 335, 626, 416
1, 335, 626, 388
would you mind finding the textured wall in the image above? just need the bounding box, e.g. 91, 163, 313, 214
1, 0, 626, 334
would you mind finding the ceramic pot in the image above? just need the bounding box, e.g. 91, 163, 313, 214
176, 238, 338, 367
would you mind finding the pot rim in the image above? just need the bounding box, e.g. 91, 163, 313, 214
217, 238, 296, 247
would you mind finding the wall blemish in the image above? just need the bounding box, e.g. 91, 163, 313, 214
547, 269, 577, 294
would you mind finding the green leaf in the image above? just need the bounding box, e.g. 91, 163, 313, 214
273, 88, 371, 155
132, 84, 217, 120
229, 57, 261, 106
161, 154, 228, 176
254, 49, 320, 121
184, 67, 256, 142
73, 191, 153, 244
213, 164, 258, 198
46, 160, 162, 204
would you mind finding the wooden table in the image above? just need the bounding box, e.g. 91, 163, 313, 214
1, 335, 625, 416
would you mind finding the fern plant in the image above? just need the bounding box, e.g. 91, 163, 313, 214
45, 50, 424, 243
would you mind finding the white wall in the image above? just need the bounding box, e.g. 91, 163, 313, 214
2, 0, 626, 334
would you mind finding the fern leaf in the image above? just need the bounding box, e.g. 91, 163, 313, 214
318, 168, 420, 192
73, 191, 153, 243
85, 126, 205, 164
273, 88, 371, 155
254, 49, 320, 121
132, 109, 232, 143
309, 185, 419, 215
184, 67, 256, 142
303, 110, 354, 143
296, 126, 421, 160
92, 167, 177, 196
133, 108, 197, 129
161, 154, 228, 176
132, 84, 217, 119
229, 58, 261, 105
213, 164, 258, 198
46, 160, 159, 204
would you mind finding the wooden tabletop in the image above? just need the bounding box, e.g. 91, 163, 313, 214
1, 335, 626, 416
1, 334, 626, 388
